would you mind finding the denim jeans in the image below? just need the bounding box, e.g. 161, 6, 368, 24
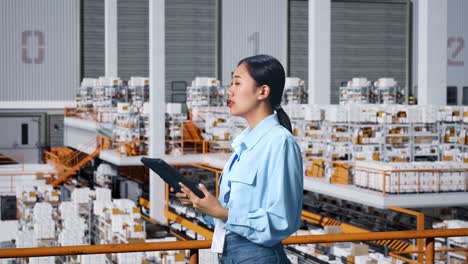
217, 233, 291, 264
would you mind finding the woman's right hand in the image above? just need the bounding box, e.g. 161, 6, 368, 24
170, 187, 191, 205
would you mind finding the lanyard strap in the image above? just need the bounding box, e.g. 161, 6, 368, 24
221, 153, 239, 204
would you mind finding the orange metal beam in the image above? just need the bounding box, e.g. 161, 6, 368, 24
0, 239, 211, 258
426, 237, 435, 263
164, 209, 213, 239
389, 206, 425, 263
282, 228, 468, 245
1, 228, 467, 259
392, 247, 468, 254
51, 148, 100, 187
388, 252, 418, 264
139, 197, 150, 210
301, 210, 412, 252
0, 172, 55, 176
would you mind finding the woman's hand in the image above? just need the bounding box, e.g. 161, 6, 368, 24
178, 182, 228, 221
169, 187, 192, 205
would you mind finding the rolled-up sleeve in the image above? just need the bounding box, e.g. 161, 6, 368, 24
222, 137, 303, 247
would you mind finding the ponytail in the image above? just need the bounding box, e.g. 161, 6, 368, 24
275, 106, 292, 133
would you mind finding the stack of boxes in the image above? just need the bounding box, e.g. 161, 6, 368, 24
94, 77, 123, 123
16, 186, 38, 248
16, 185, 192, 264
127, 77, 149, 111
292, 105, 468, 188
298, 106, 327, 177
114, 102, 142, 156
58, 201, 87, 246
354, 161, 468, 194
74, 77, 152, 156
307, 158, 325, 178
166, 103, 187, 155
339, 78, 375, 105
28, 257, 56, 264
282, 77, 308, 105
139, 102, 150, 155
93, 196, 145, 244
94, 162, 117, 188
15, 185, 63, 264
331, 162, 352, 185
373, 78, 404, 104
325, 106, 352, 182
32, 203, 55, 240
349, 105, 382, 162
339, 77, 404, 105
79, 254, 107, 264
76, 78, 98, 120
186, 77, 225, 108
439, 107, 462, 162
92, 193, 146, 263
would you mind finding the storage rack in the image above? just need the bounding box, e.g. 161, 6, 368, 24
166, 111, 186, 155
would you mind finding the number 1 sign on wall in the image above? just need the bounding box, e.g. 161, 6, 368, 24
448, 36, 465, 67
21, 31, 44, 64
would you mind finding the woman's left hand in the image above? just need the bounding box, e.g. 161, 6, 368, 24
179, 182, 228, 221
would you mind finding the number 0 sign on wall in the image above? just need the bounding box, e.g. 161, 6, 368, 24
21, 31, 45, 64
448, 36, 465, 67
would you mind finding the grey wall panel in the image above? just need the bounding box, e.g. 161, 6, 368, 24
221, 0, 288, 86
288, 0, 308, 85
82, 0, 105, 78
118, 0, 149, 80
330, 1, 408, 104
0, 0, 80, 101
166, 0, 216, 102
48, 114, 64, 147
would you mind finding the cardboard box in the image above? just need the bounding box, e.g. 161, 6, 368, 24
351, 243, 369, 256
324, 226, 342, 234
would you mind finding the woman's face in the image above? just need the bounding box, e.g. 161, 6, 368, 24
226, 64, 260, 117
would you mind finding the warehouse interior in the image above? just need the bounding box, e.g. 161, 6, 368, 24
0, 0, 468, 263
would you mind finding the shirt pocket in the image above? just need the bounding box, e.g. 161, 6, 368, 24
229, 167, 258, 208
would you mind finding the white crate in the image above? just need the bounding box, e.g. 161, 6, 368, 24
80, 254, 107, 264
29, 257, 55, 264
33, 219, 55, 239
59, 202, 79, 219
116, 252, 144, 264
33, 202, 53, 219
16, 230, 37, 248
71, 187, 92, 203
95, 187, 112, 202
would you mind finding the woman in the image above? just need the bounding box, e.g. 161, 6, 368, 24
176, 54, 303, 263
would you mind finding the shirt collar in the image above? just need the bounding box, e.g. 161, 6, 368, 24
231, 113, 280, 153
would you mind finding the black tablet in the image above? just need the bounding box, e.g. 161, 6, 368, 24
140, 157, 205, 199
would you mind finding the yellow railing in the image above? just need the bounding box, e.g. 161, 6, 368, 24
0, 228, 467, 264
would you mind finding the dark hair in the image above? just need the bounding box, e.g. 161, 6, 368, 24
238, 54, 292, 133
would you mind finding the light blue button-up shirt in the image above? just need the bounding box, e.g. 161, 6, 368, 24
214, 113, 303, 247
